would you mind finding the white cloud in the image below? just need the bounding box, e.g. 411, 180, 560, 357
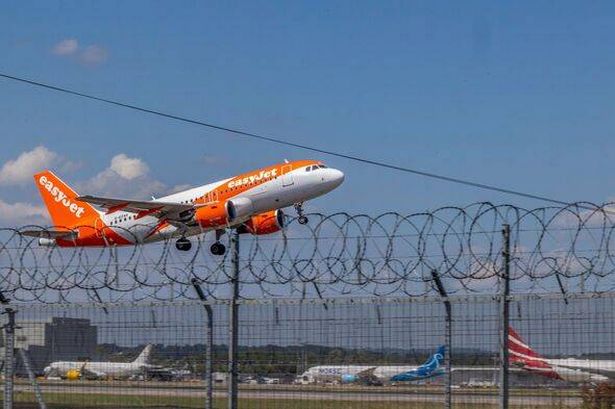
79, 45, 108, 66
551, 205, 615, 229
77, 154, 166, 199
51, 39, 109, 66
0, 146, 58, 186
51, 38, 78, 56
0, 150, 175, 221
109, 154, 149, 180
0, 199, 48, 226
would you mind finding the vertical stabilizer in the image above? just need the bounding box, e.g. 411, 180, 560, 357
508, 326, 561, 380
133, 344, 153, 365
34, 170, 98, 227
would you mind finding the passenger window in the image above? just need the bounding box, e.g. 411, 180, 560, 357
305, 167, 310, 172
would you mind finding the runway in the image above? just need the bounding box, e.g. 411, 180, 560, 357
11, 381, 582, 407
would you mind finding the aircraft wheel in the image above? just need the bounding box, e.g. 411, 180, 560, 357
210, 242, 226, 255
298, 216, 309, 225
175, 238, 192, 251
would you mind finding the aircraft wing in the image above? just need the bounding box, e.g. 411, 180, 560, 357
77, 195, 196, 217
80, 367, 106, 379
354, 367, 380, 384
19, 229, 77, 239
553, 363, 615, 380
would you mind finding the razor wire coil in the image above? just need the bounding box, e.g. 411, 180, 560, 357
1, 202, 614, 303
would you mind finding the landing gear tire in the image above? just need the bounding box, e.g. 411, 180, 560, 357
294, 202, 308, 225
210, 242, 226, 256
175, 238, 192, 251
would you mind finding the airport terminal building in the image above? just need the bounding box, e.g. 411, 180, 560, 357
0, 317, 97, 375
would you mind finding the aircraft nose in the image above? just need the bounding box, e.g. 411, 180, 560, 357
327, 168, 345, 188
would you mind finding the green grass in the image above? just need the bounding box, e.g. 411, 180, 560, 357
2, 392, 576, 409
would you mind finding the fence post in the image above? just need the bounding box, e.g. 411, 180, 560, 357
431, 270, 452, 409
499, 224, 511, 409
191, 279, 214, 409
228, 230, 240, 409
18, 348, 47, 409
3, 308, 17, 409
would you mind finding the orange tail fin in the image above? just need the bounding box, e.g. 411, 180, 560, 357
34, 171, 98, 228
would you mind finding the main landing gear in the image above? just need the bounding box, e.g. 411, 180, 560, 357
210, 229, 226, 256
175, 237, 192, 251
295, 202, 308, 225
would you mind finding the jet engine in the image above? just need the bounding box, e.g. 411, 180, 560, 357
65, 369, 81, 380
237, 209, 285, 235
341, 374, 358, 383
194, 197, 255, 229
225, 197, 254, 223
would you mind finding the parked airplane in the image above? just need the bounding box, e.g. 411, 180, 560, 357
44, 345, 154, 380
21, 160, 344, 254
298, 346, 445, 385
508, 327, 610, 383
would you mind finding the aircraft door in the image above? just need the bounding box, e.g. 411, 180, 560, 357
206, 191, 219, 203
281, 165, 294, 187
94, 217, 104, 238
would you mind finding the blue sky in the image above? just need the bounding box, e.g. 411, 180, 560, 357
1, 1, 615, 225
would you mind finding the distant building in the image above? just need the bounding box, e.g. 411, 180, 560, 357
0, 317, 97, 374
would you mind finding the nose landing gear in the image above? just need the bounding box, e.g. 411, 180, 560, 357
294, 202, 308, 225
175, 237, 192, 251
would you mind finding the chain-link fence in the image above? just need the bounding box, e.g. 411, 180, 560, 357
0, 293, 614, 409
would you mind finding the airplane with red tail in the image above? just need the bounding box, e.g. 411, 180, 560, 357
508, 326, 611, 383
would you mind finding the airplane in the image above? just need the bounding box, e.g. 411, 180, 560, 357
44, 344, 155, 380
21, 160, 344, 254
298, 346, 445, 385
508, 326, 610, 383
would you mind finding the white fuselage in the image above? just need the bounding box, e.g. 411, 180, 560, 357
45, 361, 151, 379
300, 365, 423, 383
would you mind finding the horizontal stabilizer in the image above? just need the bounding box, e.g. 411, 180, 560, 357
19, 229, 77, 239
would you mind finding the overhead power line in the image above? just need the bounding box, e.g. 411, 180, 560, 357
0, 72, 577, 207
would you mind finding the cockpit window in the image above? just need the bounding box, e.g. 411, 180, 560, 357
307, 164, 326, 171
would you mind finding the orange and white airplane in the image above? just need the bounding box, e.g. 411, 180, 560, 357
21, 160, 344, 255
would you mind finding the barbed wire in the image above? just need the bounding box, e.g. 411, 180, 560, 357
1, 202, 614, 303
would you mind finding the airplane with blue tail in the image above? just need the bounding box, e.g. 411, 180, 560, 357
297, 346, 446, 385
389, 345, 446, 382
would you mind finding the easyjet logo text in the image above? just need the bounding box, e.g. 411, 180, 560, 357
228, 169, 277, 189
39, 175, 85, 218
